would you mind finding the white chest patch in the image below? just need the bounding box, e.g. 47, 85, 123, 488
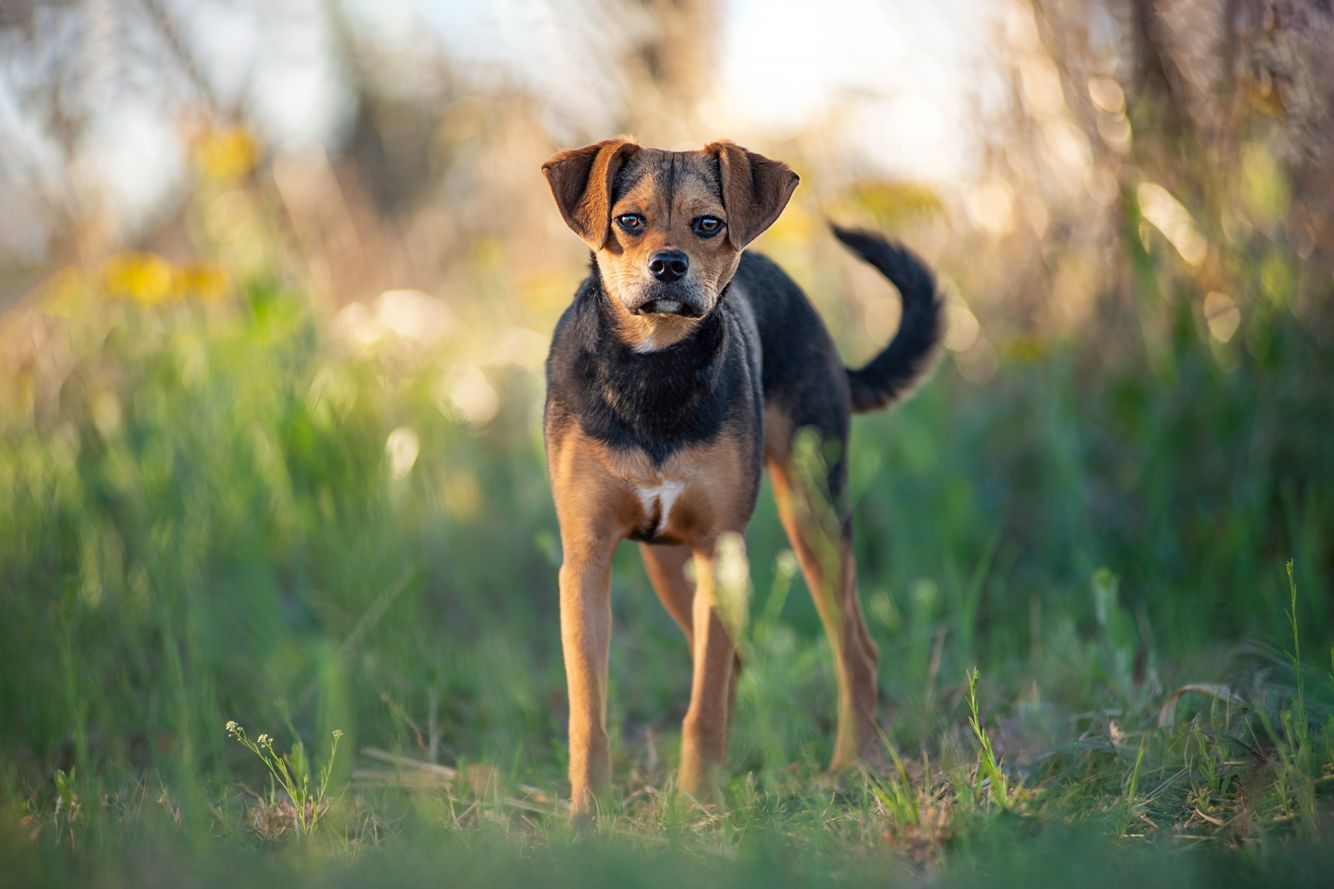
635, 479, 685, 527
632, 333, 662, 354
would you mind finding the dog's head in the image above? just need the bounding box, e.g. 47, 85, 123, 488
542, 139, 798, 351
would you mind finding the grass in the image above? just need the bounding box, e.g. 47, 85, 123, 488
964, 667, 1010, 810
0, 221, 1330, 886
223, 721, 343, 836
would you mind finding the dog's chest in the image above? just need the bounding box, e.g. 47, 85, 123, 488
634, 477, 685, 532
607, 437, 756, 545
548, 425, 760, 548
613, 453, 698, 543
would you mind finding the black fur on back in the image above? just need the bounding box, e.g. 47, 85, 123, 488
831, 225, 944, 413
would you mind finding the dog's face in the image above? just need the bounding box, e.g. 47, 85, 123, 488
543, 140, 798, 351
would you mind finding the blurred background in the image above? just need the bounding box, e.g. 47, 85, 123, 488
1, 0, 1332, 854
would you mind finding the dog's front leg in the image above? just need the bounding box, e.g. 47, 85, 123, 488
558, 548, 614, 818
678, 546, 735, 804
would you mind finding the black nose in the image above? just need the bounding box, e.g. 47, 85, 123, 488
648, 250, 689, 283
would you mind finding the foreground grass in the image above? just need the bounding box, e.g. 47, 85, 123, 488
1, 257, 1331, 884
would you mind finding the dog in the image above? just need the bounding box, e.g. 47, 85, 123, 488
541, 139, 943, 816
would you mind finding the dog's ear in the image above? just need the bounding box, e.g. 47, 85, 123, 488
542, 139, 640, 249
708, 142, 799, 249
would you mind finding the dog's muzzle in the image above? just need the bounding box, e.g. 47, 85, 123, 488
633, 299, 698, 317
626, 286, 708, 318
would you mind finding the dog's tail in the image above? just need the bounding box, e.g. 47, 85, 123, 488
833, 224, 945, 414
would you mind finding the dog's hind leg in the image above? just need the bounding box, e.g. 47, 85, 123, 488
640, 543, 695, 647
642, 541, 744, 732
768, 457, 880, 772
677, 544, 737, 804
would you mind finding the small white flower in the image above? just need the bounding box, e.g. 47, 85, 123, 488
437, 366, 499, 427
385, 427, 420, 479
257, 733, 272, 747
225, 720, 239, 734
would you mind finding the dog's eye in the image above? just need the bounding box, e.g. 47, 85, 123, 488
616, 214, 645, 233
693, 216, 724, 238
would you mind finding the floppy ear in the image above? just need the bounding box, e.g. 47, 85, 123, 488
708, 142, 799, 249
541, 139, 639, 249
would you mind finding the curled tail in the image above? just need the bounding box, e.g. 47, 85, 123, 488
833, 224, 945, 413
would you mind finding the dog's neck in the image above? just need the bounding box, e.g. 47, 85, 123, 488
559, 273, 737, 463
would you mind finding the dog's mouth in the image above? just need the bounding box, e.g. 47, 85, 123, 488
632, 298, 701, 318
627, 284, 709, 318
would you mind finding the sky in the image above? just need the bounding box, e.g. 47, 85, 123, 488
0, 0, 995, 260
718, 0, 990, 179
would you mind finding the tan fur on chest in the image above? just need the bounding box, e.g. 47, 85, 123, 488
547, 426, 752, 552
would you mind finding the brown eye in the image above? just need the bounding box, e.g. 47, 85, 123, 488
617, 214, 644, 233
693, 216, 724, 238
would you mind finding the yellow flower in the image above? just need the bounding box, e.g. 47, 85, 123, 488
192, 126, 260, 182
175, 262, 230, 301
103, 253, 175, 305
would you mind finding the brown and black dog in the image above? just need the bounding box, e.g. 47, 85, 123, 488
541, 139, 943, 816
